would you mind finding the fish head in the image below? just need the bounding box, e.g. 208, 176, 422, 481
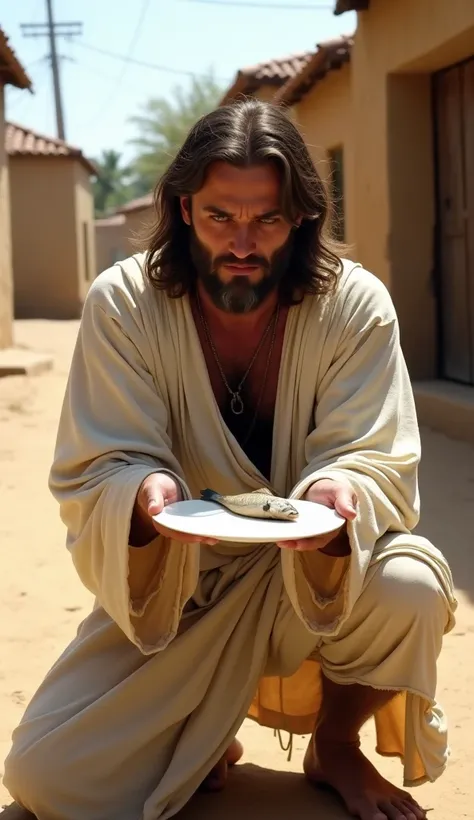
266, 499, 299, 520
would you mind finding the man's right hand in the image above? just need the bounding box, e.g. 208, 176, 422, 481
130, 472, 217, 547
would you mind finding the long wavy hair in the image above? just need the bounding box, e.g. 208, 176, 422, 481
143, 98, 344, 303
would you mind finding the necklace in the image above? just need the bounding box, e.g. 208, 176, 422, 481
240, 304, 279, 446
196, 292, 280, 416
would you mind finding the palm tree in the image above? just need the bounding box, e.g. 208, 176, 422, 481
92, 149, 131, 216
127, 72, 223, 192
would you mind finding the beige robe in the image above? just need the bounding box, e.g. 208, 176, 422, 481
4, 254, 457, 820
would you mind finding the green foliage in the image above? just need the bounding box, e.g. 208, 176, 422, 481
92, 72, 223, 216
92, 149, 132, 217
127, 72, 223, 192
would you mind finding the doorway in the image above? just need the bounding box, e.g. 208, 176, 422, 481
433, 57, 474, 384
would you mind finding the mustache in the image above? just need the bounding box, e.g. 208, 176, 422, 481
214, 254, 269, 270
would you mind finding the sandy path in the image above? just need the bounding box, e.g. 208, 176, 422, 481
0, 319, 473, 819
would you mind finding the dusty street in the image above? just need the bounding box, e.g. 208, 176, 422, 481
1, 319, 473, 820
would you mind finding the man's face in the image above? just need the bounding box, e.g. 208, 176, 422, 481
180, 162, 297, 313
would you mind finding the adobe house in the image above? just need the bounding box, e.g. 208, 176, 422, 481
95, 194, 155, 273
333, 0, 474, 443
116, 193, 155, 255
277, 0, 474, 442
95, 213, 127, 274
275, 35, 354, 247
6, 122, 97, 319
0, 29, 30, 351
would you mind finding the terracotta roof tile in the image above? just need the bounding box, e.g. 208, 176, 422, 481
5, 121, 96, 175
275, 34, 354, 105
0, 28, 32, 90
249, 51, 314, 82
220, 51, 313, 104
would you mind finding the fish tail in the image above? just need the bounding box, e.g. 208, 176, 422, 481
200, 488, 221, 503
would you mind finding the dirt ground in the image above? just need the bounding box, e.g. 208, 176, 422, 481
1, 319, 473, 820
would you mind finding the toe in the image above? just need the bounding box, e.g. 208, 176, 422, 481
399, 800, 427, 819
378, 801, 407, 820
346, 798, 388, 820
226, 737, 244, 766
399, 793, 428, 818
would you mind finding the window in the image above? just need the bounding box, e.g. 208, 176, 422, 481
328, 147, 345, 242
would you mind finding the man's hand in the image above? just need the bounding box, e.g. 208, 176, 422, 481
130, 472, 217, 547
276, 478, 357, 552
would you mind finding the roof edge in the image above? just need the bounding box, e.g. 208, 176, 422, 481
116, 193, 154, 215
219, 51, 313, 106
334, 0, 370, 15
0, 29, 32, 90
275, 34, 353, 106
6, 120, 97, 176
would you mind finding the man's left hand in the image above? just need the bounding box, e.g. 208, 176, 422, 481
276, 478, 357, 552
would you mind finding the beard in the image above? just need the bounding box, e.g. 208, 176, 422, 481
189, 225, 294, 314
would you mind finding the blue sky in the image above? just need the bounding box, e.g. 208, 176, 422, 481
3, 0, 355, 163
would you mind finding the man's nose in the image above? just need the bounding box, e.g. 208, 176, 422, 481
229, 226, 257, 258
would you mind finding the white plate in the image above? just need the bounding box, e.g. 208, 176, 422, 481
152, 498, 344, 543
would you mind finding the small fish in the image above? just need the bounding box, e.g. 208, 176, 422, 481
200, 487, 299, 521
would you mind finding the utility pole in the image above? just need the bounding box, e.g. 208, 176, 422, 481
21, 1, 82, 141
45, 0, 64, 140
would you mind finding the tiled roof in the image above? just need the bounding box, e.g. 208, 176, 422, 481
275, 35, 354, 106
0, 28, 32, 90
5, 122, 96, 175
334, 0, 369, 14
117, 193, 154, 214
220, 51, 313, 104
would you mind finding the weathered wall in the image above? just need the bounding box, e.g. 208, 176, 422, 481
10, 157, 80, 319
95, 216, 127, 274
73, 161, 97, 303
123, 206, 155, 255
0, 84, 13, 348
253, 85, 279, 104
350, 0, 474, 377
294, 63, 356, 251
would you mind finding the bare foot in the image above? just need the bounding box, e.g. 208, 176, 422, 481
304, 733, 428, 820
200, 737, 244, 793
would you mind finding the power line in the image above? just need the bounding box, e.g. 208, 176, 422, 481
75, 40, 231, 82
89, 0, 152, 126
180, 0, 333, 8
69, 59, 120, 84
20, 0, 83, 140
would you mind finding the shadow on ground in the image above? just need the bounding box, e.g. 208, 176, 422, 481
416, 428, 474, 603
178, 763, 348, 819
1, 767, 348, 820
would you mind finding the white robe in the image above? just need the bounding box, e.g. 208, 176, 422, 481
3, 254, 457, 820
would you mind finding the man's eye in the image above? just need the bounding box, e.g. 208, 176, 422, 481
259, 217, 279, 225
211, 214, 230, 223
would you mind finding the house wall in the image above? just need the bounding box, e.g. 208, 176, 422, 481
123, 206, 155, 255
74, 161, 97, 302
253, 85, 278, 104
351, 0, 474, 378
294, 63, 356, 250
10, 156, 80, 319
0, 84, 13, 348
95, 217, 127, 274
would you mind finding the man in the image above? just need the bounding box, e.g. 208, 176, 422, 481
4, 99, 456, 820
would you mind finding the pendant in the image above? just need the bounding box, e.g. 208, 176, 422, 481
230, 392, 244, 415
